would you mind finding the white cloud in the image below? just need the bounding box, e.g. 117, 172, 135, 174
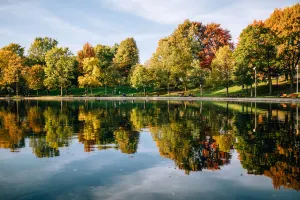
103, 0, 298, 42
0, 0, 298, 62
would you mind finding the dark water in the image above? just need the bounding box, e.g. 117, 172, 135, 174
0, 100, 299, 200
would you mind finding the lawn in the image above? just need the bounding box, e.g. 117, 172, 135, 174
19, 78, 298, 98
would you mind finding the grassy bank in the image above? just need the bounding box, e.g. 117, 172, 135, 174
4, 79, 298, 98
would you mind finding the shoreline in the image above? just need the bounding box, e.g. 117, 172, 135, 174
0, 96, 300, 103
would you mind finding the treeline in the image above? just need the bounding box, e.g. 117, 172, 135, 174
0, 37, 139, 96
140, 3, 299, 96
0, 3, 299, 96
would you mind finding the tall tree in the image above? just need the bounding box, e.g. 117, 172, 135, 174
150, 20, 200, 91
187, 59, 210, 95
25, 64, 45, 95
94, 44, 115, 69
210, 45, 235, 96
103, 65, 122, 95
265, 3, 300, 92
78, 57, 102, 95
168, 20, 196, 91
77, 42, 95, 74
234, 20, 277, 95
44, 47, 76, 96
1, 43, 25, 57
0, 50, 25, 96
28, 37, 58, 65
130, 64, 152, 95
198, 23, 233, 69
150, 38, 174, 93
113, 38, 139, 79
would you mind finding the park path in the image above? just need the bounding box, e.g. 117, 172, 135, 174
0, 96, 300, 103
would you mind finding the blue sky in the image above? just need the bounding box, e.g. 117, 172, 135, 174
0, 0, 298, 63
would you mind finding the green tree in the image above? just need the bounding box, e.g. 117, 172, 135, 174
44, 47, 76, 96
78, 57, 102, 95
150, 38, 174, 93
94, 44, 115, 69
210, 45, 235, 96
130, 64, 152, 95
113, 38, 139, 79
103, 65, 122, 95
234, 21, 277, 95
187, 59, 210, 95
28, 37, 58, 65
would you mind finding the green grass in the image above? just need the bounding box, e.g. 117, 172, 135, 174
15, 78, 298, 98
37, 86, 158, 97
184, 79, 295, 98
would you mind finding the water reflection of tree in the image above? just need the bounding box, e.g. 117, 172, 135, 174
43, 106, 73, 150
0, 100, 300, 192
78, 106, 103, 152
78, 102, 140, 153
27, 106, 44, 134
234, 104, 300, 191
0, 104, 26, 152
29, 136, 59, 158
149, 102, 233, 174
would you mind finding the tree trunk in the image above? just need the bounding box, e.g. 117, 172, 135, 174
268, 73, 272, 95
168, 83, 170, 94
16, 82, 19, 96
200, 84, 203, 96
226, 86, 229, 97
250, 84, 253, 97
37, 90, 39, 96
60, 86, 63, 96
290, 71, 294, 92
91, 88, 93, 96
185, 86, 187, 92
144, 87, 146, 96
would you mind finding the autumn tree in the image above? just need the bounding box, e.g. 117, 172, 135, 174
198, 23, 233, 69
44, 47, 76, 96
25, 64, 45, 95
77, 43, 95, 74
1, 43, 25, 57
28, 37, 58, 65
149, 20, 232, 91
113, 38, 139, 79
0, 50, 25, 96
265, 3, 300, 92
78, 57, 102, 95
210, 45, 235, 96
234, 21, 277, 95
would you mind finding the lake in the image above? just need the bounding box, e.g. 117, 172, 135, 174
0, 100, 299, 200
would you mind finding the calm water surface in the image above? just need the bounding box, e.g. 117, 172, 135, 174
0, 100, 299, 200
